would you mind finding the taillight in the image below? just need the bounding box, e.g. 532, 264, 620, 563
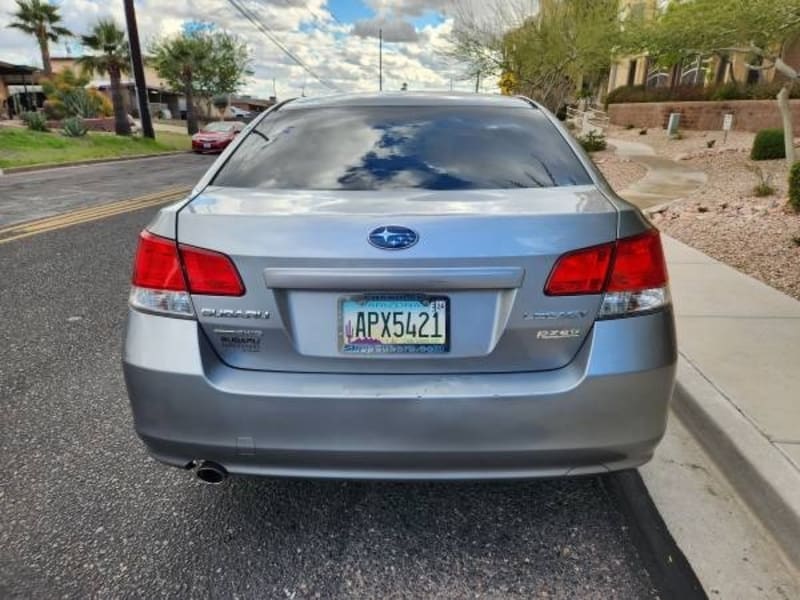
132, 231, 186, 291
545, 228, 670, 319
129, 230, 244, 318
180, 244, 245, 296
544, 243, 614, 295
607, 229, 667, 292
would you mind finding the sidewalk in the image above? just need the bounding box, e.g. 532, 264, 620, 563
663, 234, 800, 568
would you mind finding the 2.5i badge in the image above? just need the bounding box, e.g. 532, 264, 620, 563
536, 328, 582, 340
214, 329, 262, 352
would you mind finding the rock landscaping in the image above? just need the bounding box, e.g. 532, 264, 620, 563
596, 126, 800, 301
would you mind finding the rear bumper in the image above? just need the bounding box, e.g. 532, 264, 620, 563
191, 140, 228, 153
123, 309, 677, 479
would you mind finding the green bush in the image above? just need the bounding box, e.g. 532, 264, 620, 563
710, 82, 744, 101
605, 81, 800, 105
577, 130, 607, 152
751, 129, 786, 161
22, 111, 48, 132
62, 116, 88, 137
789, 162, 800, 212
61, 88, 101, 118
42, 100, 64, 120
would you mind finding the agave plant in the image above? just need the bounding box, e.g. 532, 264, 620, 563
62, 116, 88, 137
22, 111, 48, 132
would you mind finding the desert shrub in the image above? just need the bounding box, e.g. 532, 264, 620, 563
22, 111, 48, 132
40, 68, 103, 118
62, 116, 88, 137
710, 82, 744, 101
747, 165, 774, 197
751, 129, 785, 161
605, 81, 800, 105
577, 130, 607, 152
42, 100, 64, 120
91, 90, 113, 117
605, 84, 707, 106
789, 162, 800, 212
61, 88, 101, 118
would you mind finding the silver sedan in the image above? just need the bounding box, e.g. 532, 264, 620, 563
123, 93, 676, 484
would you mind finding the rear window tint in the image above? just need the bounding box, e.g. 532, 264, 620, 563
211, 105, 592, 190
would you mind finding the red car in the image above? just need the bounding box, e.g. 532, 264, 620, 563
191, 121, 245, 153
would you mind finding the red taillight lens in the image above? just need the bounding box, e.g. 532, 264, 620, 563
180, 244, 245, 296
544, 243, 614, 295
132, 231, 186, 291
131, 231, 244, 296
607, 229, 667, 292
545, 229, 667, 296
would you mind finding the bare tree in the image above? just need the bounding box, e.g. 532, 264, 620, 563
445, 0, 620, 111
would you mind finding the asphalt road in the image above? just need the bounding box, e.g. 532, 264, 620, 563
1, 156, 685, 599
0, 153, 214, 227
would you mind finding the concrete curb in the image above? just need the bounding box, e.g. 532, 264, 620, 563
672, 355, 800, 572
0, 150, 191, 176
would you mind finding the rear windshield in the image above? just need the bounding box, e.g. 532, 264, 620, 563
211, 105, 592, 190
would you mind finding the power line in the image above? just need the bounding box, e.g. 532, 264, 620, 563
226, 0, 341, 92
274, 0, 345, 29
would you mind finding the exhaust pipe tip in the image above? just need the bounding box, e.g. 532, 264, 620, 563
195, 461, 228, 484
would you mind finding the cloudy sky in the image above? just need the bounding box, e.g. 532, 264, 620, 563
0, 0, 514, 98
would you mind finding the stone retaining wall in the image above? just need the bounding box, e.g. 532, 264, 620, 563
608, 100, 800, 133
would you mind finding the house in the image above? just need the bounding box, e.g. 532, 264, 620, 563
608, 0, 800, 94
49, 56, 183, 119
0, 60, 42, 119
230, 95, 277, 114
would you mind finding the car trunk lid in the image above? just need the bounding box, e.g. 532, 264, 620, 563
177, 185, 617, 374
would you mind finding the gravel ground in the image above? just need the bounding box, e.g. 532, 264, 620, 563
605, 125, 756, 161
597, 127, 800, 301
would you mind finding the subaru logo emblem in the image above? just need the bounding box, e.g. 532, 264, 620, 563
368, 226, 419, 250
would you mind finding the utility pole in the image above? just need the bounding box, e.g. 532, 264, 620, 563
123, 0, 154, 139
475, 70, 481, 93
379, 28, 383, 92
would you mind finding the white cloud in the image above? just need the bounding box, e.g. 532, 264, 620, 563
352, 17, 418, 42
0, 0, 495, 98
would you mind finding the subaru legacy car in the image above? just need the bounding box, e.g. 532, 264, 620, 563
123, 93, 676, 484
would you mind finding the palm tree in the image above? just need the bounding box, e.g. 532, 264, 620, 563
78, 19, 131, 135
8, 0, 72, 76
150, 35, 210, 135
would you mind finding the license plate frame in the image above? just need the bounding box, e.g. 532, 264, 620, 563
338, 294, 450, 354
203, 142, 211, 149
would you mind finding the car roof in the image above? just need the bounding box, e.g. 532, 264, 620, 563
281, 92, 537, 110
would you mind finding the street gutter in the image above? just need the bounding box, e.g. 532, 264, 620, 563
671, 356, 800, 572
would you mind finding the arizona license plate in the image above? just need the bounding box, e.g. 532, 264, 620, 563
339, 294, 450, 354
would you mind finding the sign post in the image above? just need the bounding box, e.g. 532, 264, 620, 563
722, 113, 734, 144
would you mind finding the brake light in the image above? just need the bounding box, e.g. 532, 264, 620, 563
544, 243, 614, 295
180, 244, 245, 296
545, 229, 670, 318
132, 231, 186, 291
607, 229, 667, 292
129, 230, 245, 318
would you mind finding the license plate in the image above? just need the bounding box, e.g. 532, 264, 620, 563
339, 294, 450, 354
203, 143, 211, 149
